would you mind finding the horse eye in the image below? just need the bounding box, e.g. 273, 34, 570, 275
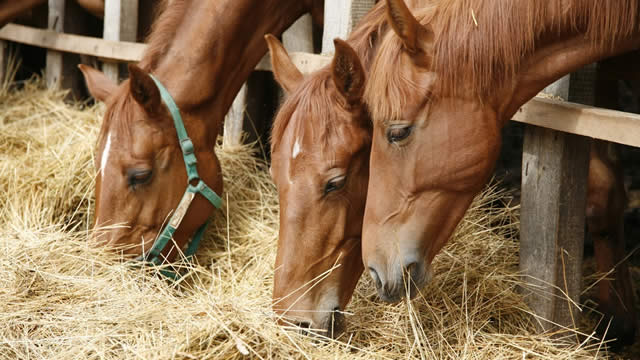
127, 169, 153, 189
387, 125, 413, 144
324, 175, 347, 195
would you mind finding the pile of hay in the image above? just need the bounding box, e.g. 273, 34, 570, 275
0, 75, 607, 359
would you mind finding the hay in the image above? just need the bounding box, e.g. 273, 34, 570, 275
0, 75, 609, 359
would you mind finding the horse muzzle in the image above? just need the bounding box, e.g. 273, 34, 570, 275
368, 257, 432, 303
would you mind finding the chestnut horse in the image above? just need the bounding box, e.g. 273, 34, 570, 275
266, 2, 392, 337
362, 0, 639, 343
1, 0, 108, 26
78, 0, 322, 261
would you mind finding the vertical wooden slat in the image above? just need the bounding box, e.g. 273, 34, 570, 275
46, 0, 65, 88
283, 14, 314, 53
321, 0, 375, 52
0, 40, 10, 86
520, 68, 595, 333
46, 0, 94, 97
103, 0, 138, 82
223, 83, 247, 148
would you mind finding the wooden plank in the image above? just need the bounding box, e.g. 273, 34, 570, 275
0, 40, 9, 85
520, 125, 590, 332
255, 51, 330, 73
283, 14, 314, 53
513, 97, 640, 148
321, 0, 375, 52
520, 71, 594, 334
223, 83, 247, 148
0, 23, 146, 62
102, 0, 138, 81
45, 0, 65, 88
0, 24, 331, 71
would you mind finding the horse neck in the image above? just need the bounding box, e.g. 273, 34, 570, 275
430, 0, 640, 122
146, 0, 311, 135
500, 32, 640, 122
504, 38, 638, 117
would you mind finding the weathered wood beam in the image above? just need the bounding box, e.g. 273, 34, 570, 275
512, 97, 640, 148
45, 0, 65, 88
520, 69, 595, 334
0, 23, 146, 62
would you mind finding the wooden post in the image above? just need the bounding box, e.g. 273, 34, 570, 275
0, 40, 10, 86
520, 68, 595, 334
283, 14, 314, 53
46, 0, 65, 88
46, 0, 95, 97
321, 0, 375, 52
223, 84, 247, 147
103, 0, 138, 82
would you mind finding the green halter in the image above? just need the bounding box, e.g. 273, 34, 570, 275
135, 75, 222, 276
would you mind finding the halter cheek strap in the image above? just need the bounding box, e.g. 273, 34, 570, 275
134, 75, 222, 275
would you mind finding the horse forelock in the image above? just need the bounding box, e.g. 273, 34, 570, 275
96, 85, 135, 156
365, 0, 640, 123
271, 1, 388, 156
271, 69, 352, 158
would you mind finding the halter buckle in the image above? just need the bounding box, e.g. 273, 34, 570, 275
180, 138, 195, 155
169, 190, 196, 229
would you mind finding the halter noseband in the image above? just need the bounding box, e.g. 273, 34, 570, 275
135, 75, 222, 274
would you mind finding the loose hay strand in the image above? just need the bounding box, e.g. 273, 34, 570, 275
0, 75, 609, 359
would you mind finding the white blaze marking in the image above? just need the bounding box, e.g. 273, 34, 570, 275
100, 132, 112, 179
292, 139, 301, 159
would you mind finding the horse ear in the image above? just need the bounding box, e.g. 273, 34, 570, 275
265, 34, 303, 93
78, 64, 117, 102
128, 64, 161, 114
332, 38, 365, 105
386, 0, 434, 54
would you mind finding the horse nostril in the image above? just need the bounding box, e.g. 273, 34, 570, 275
328, 307, 346, 338
296, 321, 311, 329
368, 266, 382, 290
404, 261, 418, 277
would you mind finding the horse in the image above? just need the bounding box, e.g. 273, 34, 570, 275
265, 2, 392, 337
1, 0, 125, 26
362, 0, 639, 344
77, 0, 323, 262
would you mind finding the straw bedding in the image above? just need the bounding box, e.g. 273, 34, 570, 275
0, 75, 611, 359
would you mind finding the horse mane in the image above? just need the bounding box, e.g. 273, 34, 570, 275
138, 0, 190, 71
94, 0, 185, 148
271, 70, 349, 154
366, 0, 640, 121
95, 87, 136, 153
270, 1, 388, 153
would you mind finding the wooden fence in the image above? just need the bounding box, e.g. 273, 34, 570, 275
2, 0, 639, 335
